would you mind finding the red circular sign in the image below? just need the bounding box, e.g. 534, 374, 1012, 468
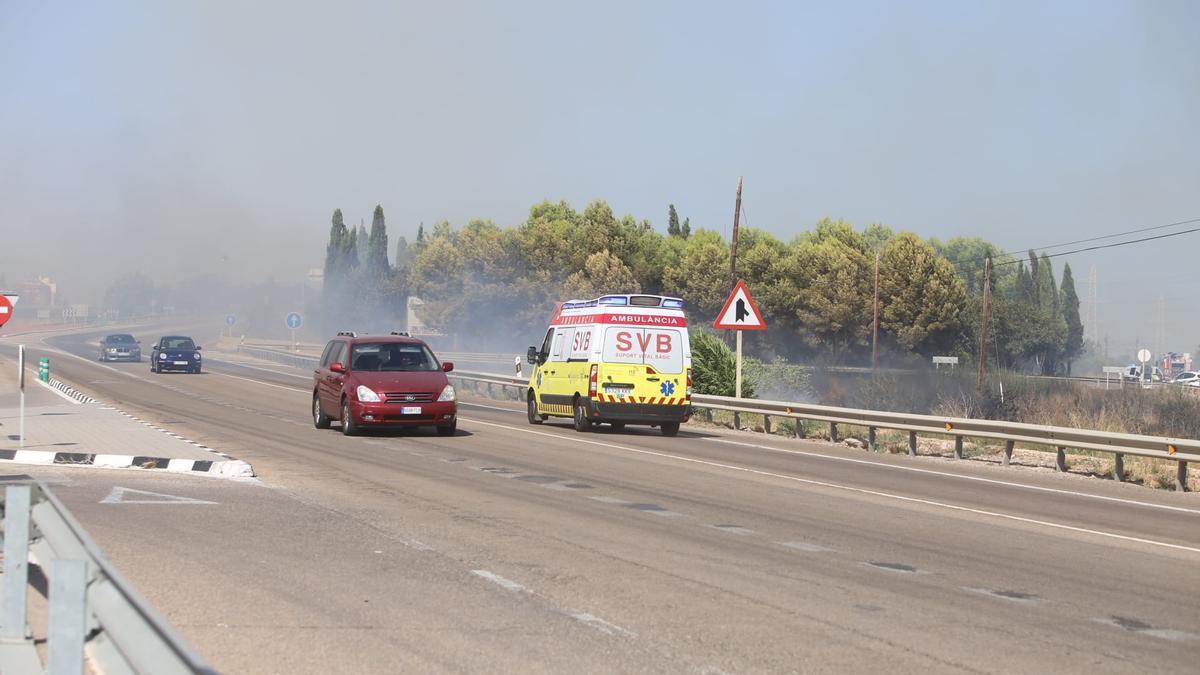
0, 295, 13, 329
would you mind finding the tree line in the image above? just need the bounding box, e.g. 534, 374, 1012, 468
320, 199, 1085, 374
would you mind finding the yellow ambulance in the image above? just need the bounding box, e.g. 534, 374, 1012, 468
525, 294, 692, 435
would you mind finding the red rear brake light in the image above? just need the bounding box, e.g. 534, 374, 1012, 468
686, 369, 693, 398
589, 364, 598, 398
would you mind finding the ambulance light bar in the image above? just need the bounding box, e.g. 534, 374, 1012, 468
561, 295, 686, 310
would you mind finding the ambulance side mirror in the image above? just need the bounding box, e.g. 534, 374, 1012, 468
526, 346, 539, 364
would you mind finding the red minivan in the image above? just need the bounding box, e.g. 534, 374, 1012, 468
313, 331, 457, 436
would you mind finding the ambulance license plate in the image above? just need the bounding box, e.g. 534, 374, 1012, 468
401, 406, 422, 415
607, 387, 631, 398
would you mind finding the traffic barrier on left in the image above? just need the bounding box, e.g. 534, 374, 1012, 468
0, 482, 215, 674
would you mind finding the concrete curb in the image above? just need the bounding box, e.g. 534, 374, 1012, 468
45, 377, 98, 404
1, 379, 255, 479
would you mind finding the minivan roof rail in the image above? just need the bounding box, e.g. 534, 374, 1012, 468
336, 331, 358, 337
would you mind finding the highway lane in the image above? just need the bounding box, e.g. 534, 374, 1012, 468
2, 326, 1198, 673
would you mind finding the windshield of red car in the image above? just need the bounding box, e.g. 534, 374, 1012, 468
350, 343, 438, 372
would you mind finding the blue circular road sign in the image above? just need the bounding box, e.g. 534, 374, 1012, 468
226, 315, 237, 326
286, 312, 303, 330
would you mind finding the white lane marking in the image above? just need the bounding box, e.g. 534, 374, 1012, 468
208, 358, 312, 379
780, 541, 832, 553
460, 417, 1200, 555
568, 612, 636, 638
707, 524, 755, 536
460, 401, 524, 413
705, 437, 1200, 516
471, 570, 527, 592
588, 496, 632, 505
471, 570, 635, 638
100, 486, 217, 505
208, 370, 308, 393
37, 379, 83, 405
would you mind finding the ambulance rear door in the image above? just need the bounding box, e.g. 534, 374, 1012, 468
600, 325, 687, 402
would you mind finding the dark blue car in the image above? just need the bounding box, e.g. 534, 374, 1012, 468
150, 335, 202, 374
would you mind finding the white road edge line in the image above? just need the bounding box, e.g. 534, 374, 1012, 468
703, 437, 1200, 516
460, 416, 1200, 555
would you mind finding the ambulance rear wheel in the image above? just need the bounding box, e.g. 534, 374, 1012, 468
660, 422, 680, 437
527, 394, 543, 425
573, 400, 592, 432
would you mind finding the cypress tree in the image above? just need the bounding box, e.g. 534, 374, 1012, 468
324, 209, 349, 293
367, 204, 390, 278
667, 204, 680, 237
681, 217, 690, 239
1060, 264, 1084, 373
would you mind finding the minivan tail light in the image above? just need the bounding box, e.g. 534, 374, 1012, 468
588, 364, 598, 398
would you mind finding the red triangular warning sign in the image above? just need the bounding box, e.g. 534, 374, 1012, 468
713, 280, 766, 330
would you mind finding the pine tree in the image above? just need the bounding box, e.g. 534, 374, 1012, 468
1060, 264, 1084, 374
416, 222, 426, 250
367, 204, 390, 278
681, 217, 690, 239
667, 204, 680, 237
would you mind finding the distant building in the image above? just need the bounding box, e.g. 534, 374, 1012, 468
306, 268, 324, 290
19, 277, 57, 307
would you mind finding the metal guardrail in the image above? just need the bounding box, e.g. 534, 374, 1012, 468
445, 369, 1197, 491
1, 482, 214, 674
221, 349, 1199, 490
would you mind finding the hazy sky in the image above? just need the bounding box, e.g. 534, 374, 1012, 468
2, 1, 1197, 356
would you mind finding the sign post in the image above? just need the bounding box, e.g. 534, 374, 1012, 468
225, 315, 237, 337
713, 280, 767, 398
18, 345, 25, 448
286, 312, 303, 352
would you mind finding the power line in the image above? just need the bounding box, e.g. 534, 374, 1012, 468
946, 217, 1200, 271
991, 225, 1200, 266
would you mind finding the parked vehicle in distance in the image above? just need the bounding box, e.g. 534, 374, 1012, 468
1122, 365, 1164, 384
1172, 371, 1198, 386
98, 334, 141, 362
150, 336, 202, 374
312, 331, 457, 436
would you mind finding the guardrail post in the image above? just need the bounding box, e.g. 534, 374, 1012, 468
733, 411, 741, 430
829, 422, 838, 443
1003, 440, 1014, 466
1177, 461, 1189, 492
2, 485, 31, 642
762, 415, 772, 435
868, 427, 876, 452
1113, 453, 1125, 482
907, 431, 917, 457
794, 419, 805, 439
1055, 447, 1067, 472
47, 559, 87, 675
953, 436, 963, 460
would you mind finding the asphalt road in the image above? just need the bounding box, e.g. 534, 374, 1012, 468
2, 325, 1198, 673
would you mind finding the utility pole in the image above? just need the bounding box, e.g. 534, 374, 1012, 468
976, 256, 991, 390
729, 176, 743, 291
871, 253, 880, 372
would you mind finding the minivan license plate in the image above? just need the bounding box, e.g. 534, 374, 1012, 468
401, 406, 422, 415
